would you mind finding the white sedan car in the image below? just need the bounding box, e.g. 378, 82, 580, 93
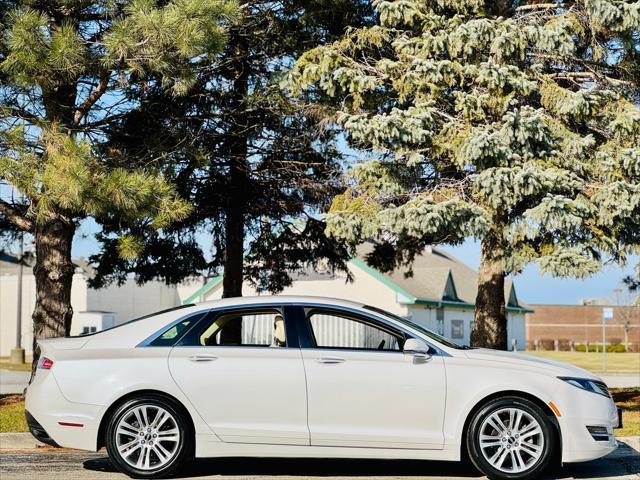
26, 296, 620, 479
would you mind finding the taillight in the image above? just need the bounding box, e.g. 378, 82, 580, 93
37, 356, 54, 370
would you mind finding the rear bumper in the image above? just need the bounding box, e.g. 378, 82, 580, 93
25, 410, 60, 448
25, 370, 103, 451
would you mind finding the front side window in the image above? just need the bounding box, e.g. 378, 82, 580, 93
363, 305, 466, 349
307, 310, 403, 351
195, 310, 286, 347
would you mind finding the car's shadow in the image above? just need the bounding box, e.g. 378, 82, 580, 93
83, 454, 639, 479
83, 456, 482, 477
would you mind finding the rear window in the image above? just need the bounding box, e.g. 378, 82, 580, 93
69, 304, 195, 338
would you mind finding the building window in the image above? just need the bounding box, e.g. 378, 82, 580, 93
436, 307, 445, 336
451, 319, 464, 339
81, 326, 97, 335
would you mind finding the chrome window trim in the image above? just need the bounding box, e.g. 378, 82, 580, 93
137, 301, 448, 356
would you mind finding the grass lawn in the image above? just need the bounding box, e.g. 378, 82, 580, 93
524, 351, 640, 373
612, 388, 640, 437
0, 357, 32, 372
0, 395, 27, 433
1, 389, 638, 436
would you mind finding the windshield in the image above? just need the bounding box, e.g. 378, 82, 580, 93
363, 305, 467, 350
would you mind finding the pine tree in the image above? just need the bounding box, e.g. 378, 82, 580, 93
288, 0, 640, 349
0, 0, 238, 372
89, 0, 372, 302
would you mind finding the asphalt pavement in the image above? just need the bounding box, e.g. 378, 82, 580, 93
0, 370, 29, 395
0, 443, 638, 480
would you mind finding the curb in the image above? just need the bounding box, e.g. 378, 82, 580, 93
0, 432, 44, 449
607, 437, 640, 460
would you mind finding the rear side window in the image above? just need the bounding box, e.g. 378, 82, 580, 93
148, 312, 206, 347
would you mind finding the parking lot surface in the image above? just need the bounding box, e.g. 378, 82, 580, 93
0, 444, 638, 480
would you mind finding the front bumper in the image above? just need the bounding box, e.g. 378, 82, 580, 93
556, 385, 619, 463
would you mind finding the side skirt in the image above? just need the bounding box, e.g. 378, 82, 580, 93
195, 434, 460, 462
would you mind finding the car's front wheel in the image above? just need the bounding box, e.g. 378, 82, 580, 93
466, 396, 556, 480
105, 394, 191, 478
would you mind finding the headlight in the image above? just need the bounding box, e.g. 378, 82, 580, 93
558, 376, 610, 397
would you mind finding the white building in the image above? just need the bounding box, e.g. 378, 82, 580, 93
180, 245, 532, 350
0, 252, 182, 357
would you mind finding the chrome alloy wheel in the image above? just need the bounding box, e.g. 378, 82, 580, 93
478, 407, 545, 474
114, 404, 181, 471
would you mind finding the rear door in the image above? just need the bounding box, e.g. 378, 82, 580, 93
168, 305, 309, 445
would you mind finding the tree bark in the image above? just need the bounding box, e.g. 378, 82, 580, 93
222, 202, 245, 299
221, 24, 250, 302
30, 217, 76, 378
470, 228, 508, 350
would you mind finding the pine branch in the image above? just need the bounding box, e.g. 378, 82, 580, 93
0, 198, 33, 232
3, 107, 39, 123
516, 3, 566, 12
73, 71, 110, 125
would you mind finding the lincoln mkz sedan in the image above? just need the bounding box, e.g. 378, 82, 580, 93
26, 296, 620, 479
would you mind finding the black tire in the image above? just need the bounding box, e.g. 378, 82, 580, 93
105, 394, 192, 479
466, 396, 556, 480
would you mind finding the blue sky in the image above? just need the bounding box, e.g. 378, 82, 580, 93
441, 240, 637, 306
68, 217, 637, 306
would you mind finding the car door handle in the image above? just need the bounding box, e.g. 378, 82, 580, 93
316, 357, 345, 364
188, 354, 218, 362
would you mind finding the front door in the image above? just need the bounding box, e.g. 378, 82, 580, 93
299, 307, 446, 449
168, 306, 309, 445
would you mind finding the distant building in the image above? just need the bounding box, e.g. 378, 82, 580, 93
181, 244, 532, 350
0, 252, 181, 357
526, 304, 640, 351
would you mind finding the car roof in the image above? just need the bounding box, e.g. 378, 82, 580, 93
194, 295, 366, 310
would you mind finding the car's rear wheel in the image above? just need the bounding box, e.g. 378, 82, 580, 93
106, 394, 191, 478
466, 396, 556, 480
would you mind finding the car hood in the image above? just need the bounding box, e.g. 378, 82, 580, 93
462, 348, 601, 380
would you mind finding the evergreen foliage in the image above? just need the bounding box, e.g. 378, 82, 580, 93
89, 0, 373, 296
0, 0, 237, 369
287, 0, 640, 348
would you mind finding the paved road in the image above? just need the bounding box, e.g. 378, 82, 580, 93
0, 444, 638, 480
0, 370, 29, 395
602, 374, 640, 389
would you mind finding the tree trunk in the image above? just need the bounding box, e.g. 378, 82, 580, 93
471, 230, 508, 350
221, 24, 250, 301
222, 204, 245, 299
30, 217, 76, 378
218, 23, 250, 347
623, 324, 629, 352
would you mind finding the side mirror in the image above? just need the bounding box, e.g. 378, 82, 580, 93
403, 338, 430, 355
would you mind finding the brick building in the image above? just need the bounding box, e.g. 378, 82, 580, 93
526, 304, 640, 351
